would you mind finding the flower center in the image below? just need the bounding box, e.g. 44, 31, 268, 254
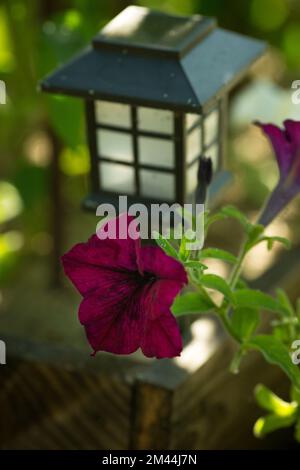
142, 271, 157, 283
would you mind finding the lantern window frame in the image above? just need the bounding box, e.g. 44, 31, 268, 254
85, 96, 226, 206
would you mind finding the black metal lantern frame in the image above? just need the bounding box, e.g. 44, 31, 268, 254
84, 96, 226, 208
40, 6, 266, 210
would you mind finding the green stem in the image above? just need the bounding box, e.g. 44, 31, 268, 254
188, 271, 240, 343
229, 347, 245, 374
219, 308, 242, 344
229, 242, 247, 289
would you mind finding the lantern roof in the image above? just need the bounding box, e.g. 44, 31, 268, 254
40, 6, 266, 112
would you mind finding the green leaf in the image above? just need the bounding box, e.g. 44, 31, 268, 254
248, 335, 300, 390
231, 308, 259, 341
200, 274, 235, 303
204, 211, 228, 233
261, 236, 291, 251
254, 413, 296, 438
272, 325, 292, 344
276, 289, 294, 317
184, 261, 208, 271
244, 224, 265, 251
234, 289, 287, 315
179, 235, 189, 262
199, 248, 237, 264
171, 292, 215, 317
236, 278, 248, 289
255, 384, 298, 417
219, 205, 250, 230
291, 386, 300, 404
153, 232, 178, 260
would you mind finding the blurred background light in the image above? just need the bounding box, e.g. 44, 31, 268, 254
250, 0, 289, 32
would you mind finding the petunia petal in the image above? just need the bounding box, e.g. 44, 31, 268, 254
140, 279, 184, 359
79, 277, 145, 355
284, 120, 300, 149
284, 120, 300, 183
255, 122, 292, 177
140, 245, 188, 284
62, 213, 141, 296
141, 311, 182, 358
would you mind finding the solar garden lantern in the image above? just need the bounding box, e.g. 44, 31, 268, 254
40, 6, 265, 210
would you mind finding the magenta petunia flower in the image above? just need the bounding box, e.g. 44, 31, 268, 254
256, 120, 300, 226
62, 214, 187, 359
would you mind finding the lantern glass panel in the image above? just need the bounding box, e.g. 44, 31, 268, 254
140, 170, 175, 200
186, 125, 202, 164
138, 137, 174, 168
137, 107, 173, 134
204, 108, 219, 147
99, 162, 135, 194
95, 100, 131, 128
186, 113, 200, 130
186, 159, 199, 195
204, 142, 219, 171
97, 129, 133, 162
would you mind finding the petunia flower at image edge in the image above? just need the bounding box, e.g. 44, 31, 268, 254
62, 214, 187, 359
256, 119, 300, 226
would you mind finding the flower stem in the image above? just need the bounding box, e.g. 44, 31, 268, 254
219, 308, 242, 344
229, 243, 247, 290
229, 347, 245, 374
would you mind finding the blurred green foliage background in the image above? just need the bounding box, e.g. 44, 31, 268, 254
0, 0, 300, 285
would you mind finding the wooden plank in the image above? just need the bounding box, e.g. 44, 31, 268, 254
0, 357, 132, 450
171, 340, 290, 449
130, 382, 173, 450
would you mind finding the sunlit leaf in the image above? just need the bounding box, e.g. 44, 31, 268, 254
171, 292, 215, 317
200, 274, 235, 303
255, 384, 298, 417
254, 414, 296, 438
248, 336, 300, 390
